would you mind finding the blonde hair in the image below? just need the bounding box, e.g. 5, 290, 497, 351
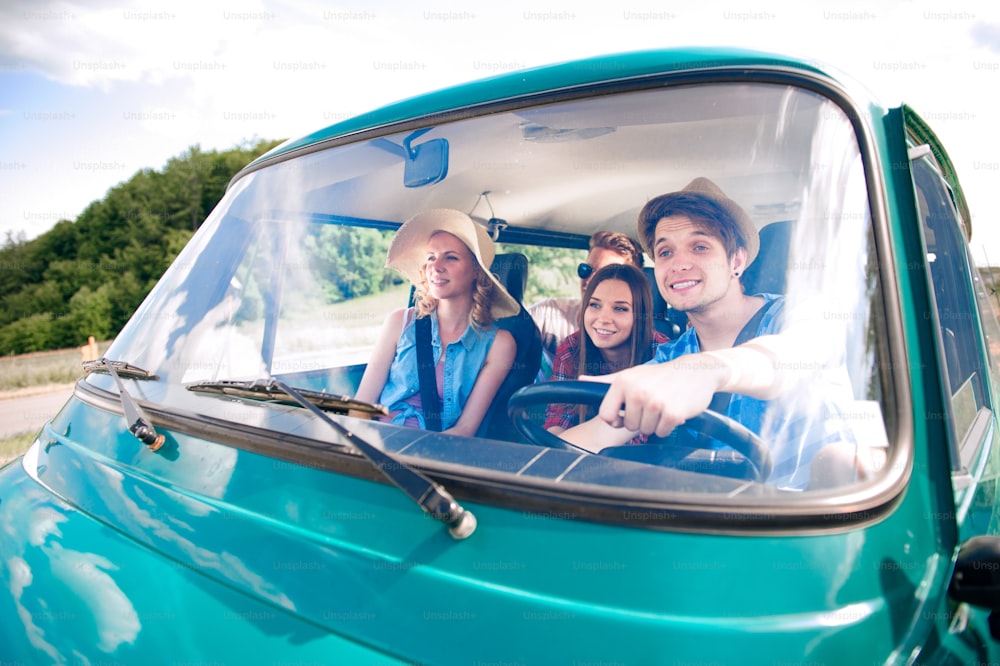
413, 260, 497, 330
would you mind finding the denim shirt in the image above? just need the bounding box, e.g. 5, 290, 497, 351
379, 310, 498, 430
649, 293, 785, 439
649, 293, 859, 490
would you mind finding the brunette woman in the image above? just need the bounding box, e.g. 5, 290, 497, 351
544, 263, 667, 435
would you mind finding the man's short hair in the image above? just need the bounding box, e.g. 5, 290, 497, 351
590, 230, 644, 267
637, 177, 759, 265
638, 192, 742, 259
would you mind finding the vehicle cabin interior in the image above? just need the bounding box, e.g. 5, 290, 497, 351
98, 79, 891, 498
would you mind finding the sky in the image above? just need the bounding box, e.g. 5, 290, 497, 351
1, 0, 999, 262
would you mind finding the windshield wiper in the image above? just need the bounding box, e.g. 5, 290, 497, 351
187, 378, 388, 417
83, 357, 165, 451
188, 377, 476, 539
83, 357, 158, 380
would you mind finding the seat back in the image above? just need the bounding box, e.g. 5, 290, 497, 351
742, 220, 792, 296
478, 253, 541, 440
489, 252, 528, 303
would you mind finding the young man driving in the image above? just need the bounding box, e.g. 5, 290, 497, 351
561, 178, 866, 490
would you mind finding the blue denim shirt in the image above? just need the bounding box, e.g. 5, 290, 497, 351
649, 294, 857, 490
650, 293, 785, 438
379, 310, 498, 430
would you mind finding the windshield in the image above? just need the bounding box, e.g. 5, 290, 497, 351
95, 80, 892, 515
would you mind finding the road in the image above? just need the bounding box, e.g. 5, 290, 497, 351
0, 384, 75, 439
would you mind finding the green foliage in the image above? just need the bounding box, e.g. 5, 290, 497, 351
306, 226, 397, 301
0, 314, 53, 354
499, 243, 584, 303
52, 284, 115, 346
0, 139, 283, 354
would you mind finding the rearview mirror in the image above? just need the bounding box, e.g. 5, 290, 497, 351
402, 135, 448, 188
371, 129, 449, 188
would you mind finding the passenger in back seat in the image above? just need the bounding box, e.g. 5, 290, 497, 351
528, 231, 645, 377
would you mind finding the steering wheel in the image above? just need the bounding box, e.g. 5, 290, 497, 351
507, 380, 773, 482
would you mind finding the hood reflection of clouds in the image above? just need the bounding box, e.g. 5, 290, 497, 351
88, 450, 295, 611
2, 463, 139, 663
47, 541, 141, 652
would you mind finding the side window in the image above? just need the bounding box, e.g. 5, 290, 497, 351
910, 146, 993, 469
973, 265, 1000, 399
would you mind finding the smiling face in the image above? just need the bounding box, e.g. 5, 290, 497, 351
423, 231, 478, 302
583, 278, 635, 354
652, 214, 746, 315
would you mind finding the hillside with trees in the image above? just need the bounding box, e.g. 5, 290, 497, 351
0, 139, 282, 355
2, 140, 999, 358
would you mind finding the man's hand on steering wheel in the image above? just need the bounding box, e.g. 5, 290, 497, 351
507, 380, 773, 482
588, 357, 729, 438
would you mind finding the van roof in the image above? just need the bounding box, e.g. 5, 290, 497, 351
240, 47, 839, 173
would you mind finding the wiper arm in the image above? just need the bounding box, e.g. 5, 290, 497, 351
84, 358, 165, 451
187, 378, 388, 417
187, 377, 475, 538
272, 379, 477, 540
83, 357, 158, 380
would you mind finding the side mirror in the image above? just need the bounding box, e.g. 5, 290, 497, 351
950, 536, 1000, 640
950, 536, 1000, 609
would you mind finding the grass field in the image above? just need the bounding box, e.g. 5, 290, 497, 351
0, 341, 111, 393
0, 341, 111, 464
0, 432, 35, 467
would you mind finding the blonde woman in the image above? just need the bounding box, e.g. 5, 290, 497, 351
355, 209, 518, 436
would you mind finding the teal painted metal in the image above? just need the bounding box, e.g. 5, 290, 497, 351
243, 47, 829, 170
1, 47, 998, 664
0, 398, 959, 663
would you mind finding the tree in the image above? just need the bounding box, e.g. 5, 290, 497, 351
51, 284, 115, 347
307, 226, 395, 302
0, 138, 282, 355
0, 314, 53, 354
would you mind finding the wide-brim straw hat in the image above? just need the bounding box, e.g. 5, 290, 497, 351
640, 177, 759, 267
385, 208, 521, 320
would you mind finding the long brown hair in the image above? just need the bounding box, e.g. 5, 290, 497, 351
577, 263, 657, 377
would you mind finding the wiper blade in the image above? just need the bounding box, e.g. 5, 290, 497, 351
187, 378, 388, 417
272, 379, 477, 540
83, 357, 158, 380
88, 358, 165, 451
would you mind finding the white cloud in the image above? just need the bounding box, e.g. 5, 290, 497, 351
1, 0, 999, 256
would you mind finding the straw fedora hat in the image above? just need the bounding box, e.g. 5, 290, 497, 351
639, 177, 759, 266
385, 208, 521, 320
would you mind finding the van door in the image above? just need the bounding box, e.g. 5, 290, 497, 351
906, 109, 1000, 660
